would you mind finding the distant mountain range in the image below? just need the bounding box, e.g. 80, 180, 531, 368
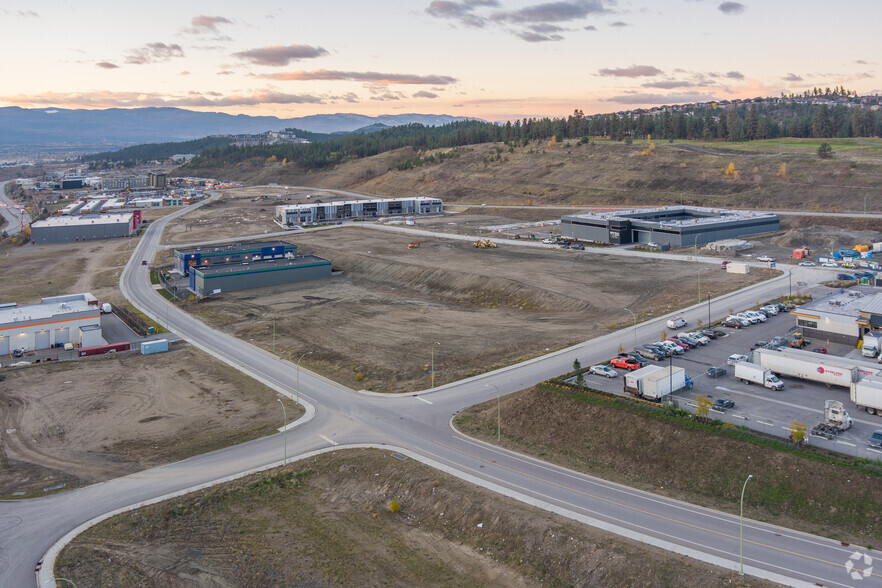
0, 106, 478, 148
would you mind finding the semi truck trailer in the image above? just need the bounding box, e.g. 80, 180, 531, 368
851, 375, 882, 415
752, 348, 878, 388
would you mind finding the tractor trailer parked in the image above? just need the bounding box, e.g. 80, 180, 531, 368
752, 348, 878, 388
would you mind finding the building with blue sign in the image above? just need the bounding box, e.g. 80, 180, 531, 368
174, 241, 297, 274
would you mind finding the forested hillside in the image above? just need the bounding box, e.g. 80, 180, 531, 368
185, 88, 882, 172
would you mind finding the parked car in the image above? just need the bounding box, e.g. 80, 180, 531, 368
636, 347, 663, 361
541, 238, 554, 244
751, 340, 768, 350
798, 261, 816, 267
736, 313, 760, 325
757, 255, 775, 262
761, 305, 779, 315
837, 273, 856, 281
812, 347, 828, 354
706, 366, 726, 378
623, 353, 649, 367
678, 333, 704, 346
571, 244, 585, 250
589, 364, 618, 378
720, 260, 731, 269
645, 343, 670, 357
770, 336, 787, 346
722, 318, 743, 329
727, 353, 748, 366
687, 332, 710, 345
610, 357, 641, 371
666, 338, 690, 351
655, 340, 684, 355
869, 430, 882, 449
675, 336, 698, 349
745, 311, 767, 323
821, 262, 838, 267
713, 398, 735, 410
699, 329, 718, 340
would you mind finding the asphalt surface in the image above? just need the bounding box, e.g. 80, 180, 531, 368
0, 180, 27, 235
0, 195, 877, 587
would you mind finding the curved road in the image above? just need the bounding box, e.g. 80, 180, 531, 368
0, 180, 27, 235
0, 199, 875, 588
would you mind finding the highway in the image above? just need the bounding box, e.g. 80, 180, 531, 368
0, 200, 876, 588
0, 180, 27, 235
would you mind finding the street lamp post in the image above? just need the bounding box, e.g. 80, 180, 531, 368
431, 341, 441, 388
707, 293, 712, 327
695, 234, 702, 303
486, 384, 501, 441
624, 308, 637, 351
272, 317, 276, 353
740, 474, 754, 575
296, 351, 312, 404
277, 398, 287, 466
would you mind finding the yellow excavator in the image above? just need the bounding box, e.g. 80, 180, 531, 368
473, 239, 498, 249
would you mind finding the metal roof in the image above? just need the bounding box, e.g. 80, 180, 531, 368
31, 213, 133, 228
0, 293, 98, 325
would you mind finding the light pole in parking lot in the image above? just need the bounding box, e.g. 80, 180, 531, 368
740, 474, 754, 575
277, 398, 287, 466
707, 293, 712, 327
624, 308, 637, 351
694, 233, 702, 303
296, 351, 312, 404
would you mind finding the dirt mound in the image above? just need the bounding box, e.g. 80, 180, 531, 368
771, 225, 882, 249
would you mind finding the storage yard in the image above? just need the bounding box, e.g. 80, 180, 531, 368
0, 344, 291, 498
183, 227, 771, 392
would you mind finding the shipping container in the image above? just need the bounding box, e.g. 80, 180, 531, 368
726, 262, 750, 274
140, 339, 169, 355
78, 342, 131, 357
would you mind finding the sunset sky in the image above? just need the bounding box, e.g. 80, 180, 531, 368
1, 0, 879, 122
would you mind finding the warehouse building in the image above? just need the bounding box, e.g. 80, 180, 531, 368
30, 212, 141, 244
790, 288, 882, 346
0, 293, 104, 354
174, 241, 297, 274
560, 206, 780, 247
275, 196, 443, 226
189, 255, 331, 296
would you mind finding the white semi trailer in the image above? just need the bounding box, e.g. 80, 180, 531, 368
851, 375, 882, 415
752, 348, 878, 388
623, 365, 687, 401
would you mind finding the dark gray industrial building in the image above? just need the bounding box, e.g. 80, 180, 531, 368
30, 213, 138, 244
560, 206, 780, 247
175, 241, 297, 274
189, 255, 332, 296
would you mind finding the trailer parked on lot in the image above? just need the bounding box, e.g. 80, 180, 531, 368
78, 342, 131, 357
734, 362, 784, 390
623, 365, 688, 401
752, 348, 878, 388
851, 375, 882, 415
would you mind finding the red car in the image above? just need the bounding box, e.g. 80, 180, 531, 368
610, 357, 641, 371
812, 347, 828, 354
666, 338, 689, 351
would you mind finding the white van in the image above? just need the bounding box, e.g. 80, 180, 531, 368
666, 317, 687, 329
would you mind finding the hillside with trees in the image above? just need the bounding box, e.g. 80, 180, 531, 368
183, 87, 882, 175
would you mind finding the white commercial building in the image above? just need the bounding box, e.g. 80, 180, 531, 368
0, 293, 104, 354
275, 196, 443, 226
30, 212, 139, 244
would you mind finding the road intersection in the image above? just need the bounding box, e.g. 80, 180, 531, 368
0, 197, 876, 587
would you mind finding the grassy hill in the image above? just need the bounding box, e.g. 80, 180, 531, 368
184, 137, 882, 212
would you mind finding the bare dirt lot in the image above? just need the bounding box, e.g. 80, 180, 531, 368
162, 188, 343, 245
0, 237, 137, 306
182, 227, 772, 392
0, 344, 295, 498
56, 449, 771, 587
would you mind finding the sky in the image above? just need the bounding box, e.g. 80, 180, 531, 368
1, 0, 879, 122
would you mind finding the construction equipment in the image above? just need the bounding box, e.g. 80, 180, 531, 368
790, 332, 810, 349
810, 400, 853, 440
473, 239, 497, 248
407, 240, 422, 249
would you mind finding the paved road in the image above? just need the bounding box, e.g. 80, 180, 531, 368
0, 200, 877, 587
0, 180, 27, 235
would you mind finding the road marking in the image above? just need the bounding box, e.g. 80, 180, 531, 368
319, 434, 338, 447
414, 396, 433, 405
433, 439, 880, 580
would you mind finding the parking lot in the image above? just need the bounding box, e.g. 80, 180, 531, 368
579, 310, 882, 460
